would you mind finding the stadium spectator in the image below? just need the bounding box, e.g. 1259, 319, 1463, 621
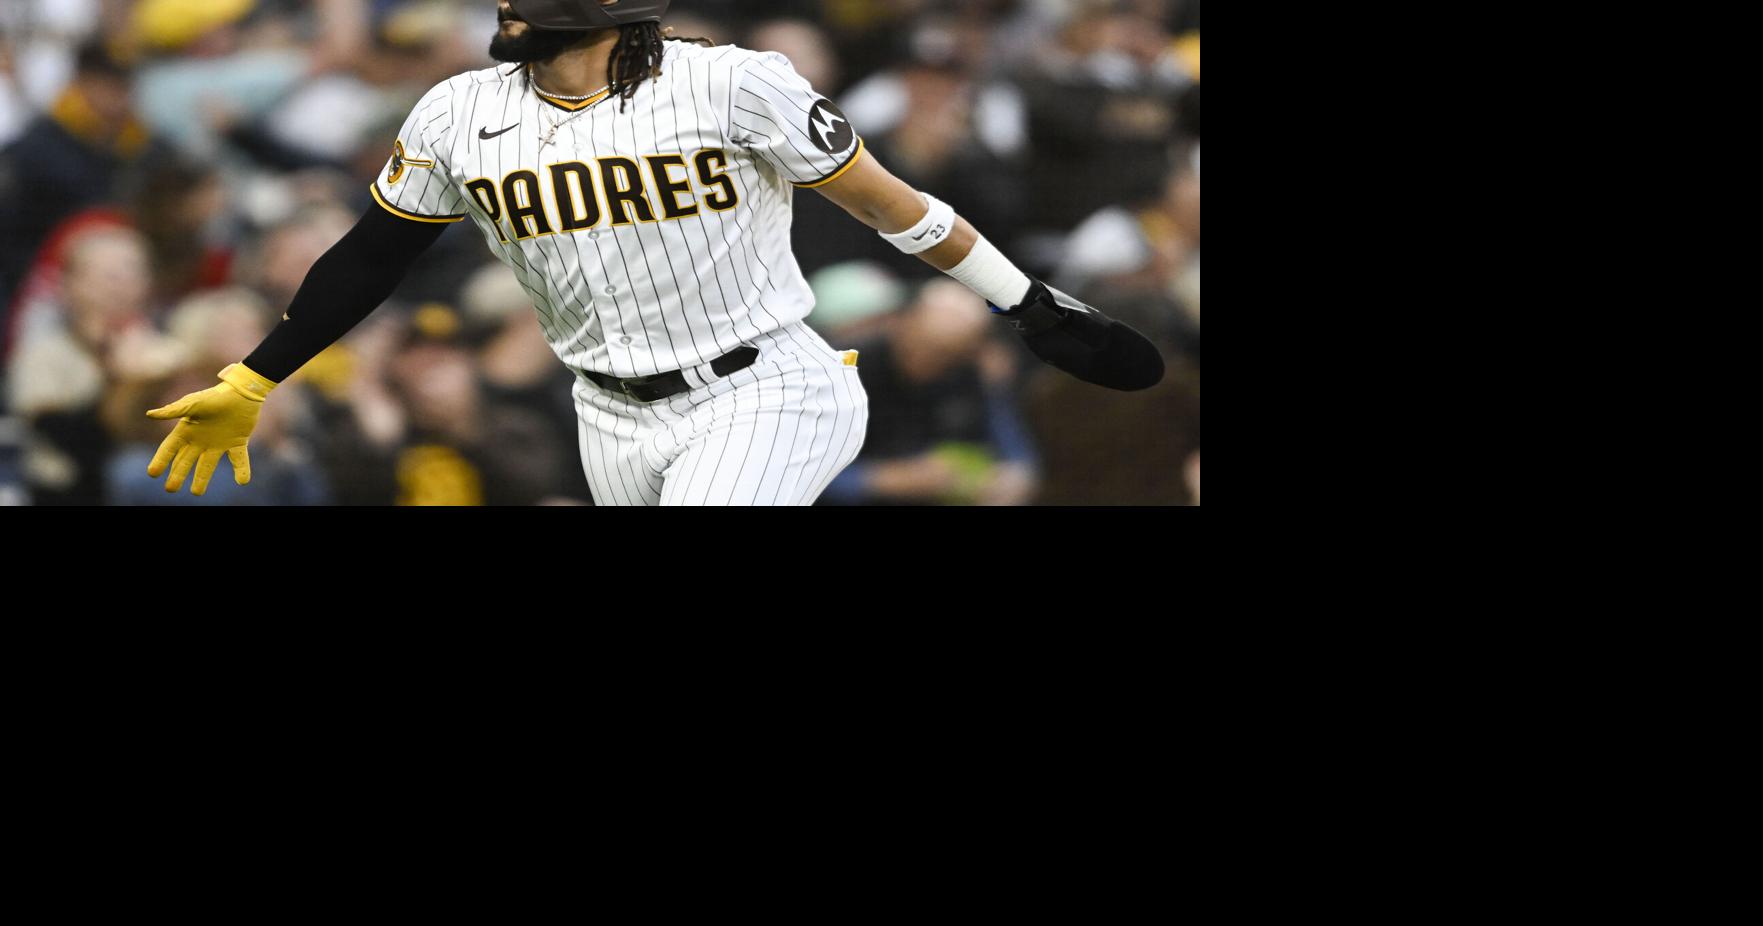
819, 280, 1039, 506
747, 18, 839, 91
460, 263, 594, 504
806, 260, 909, 345
129, 0, 371, 160
1057, 146, 1200, 360
316, 304, 580, 506
5, 228, 178, 504
234, 202, 355, 314
0, 41, 168, 323
1015, 0, 1191, 249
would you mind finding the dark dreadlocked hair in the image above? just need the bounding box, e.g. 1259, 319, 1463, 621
608, 23, 714, 111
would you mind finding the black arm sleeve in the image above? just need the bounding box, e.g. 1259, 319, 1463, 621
242, 204, 450, 382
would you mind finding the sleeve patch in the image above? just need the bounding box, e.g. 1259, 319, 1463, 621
807, 99, 856, 156
386, 139, 436, 185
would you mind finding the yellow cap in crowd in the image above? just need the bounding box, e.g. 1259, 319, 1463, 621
134, 0, 258, 51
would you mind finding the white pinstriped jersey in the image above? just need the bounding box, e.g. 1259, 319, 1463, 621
372, 41, 865, 380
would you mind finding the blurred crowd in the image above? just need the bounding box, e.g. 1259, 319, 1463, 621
0, 0, 1199, 506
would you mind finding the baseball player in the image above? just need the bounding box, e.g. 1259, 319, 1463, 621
147, 0, 1163, 505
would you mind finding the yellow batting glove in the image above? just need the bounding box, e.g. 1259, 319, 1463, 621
145, 362, 278, 496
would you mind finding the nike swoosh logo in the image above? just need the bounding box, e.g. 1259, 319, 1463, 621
479, 124, 519, 140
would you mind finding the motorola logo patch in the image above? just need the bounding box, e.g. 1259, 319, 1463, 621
807, 99, 854, 155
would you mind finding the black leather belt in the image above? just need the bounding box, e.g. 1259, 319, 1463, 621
582, 345, 761, 402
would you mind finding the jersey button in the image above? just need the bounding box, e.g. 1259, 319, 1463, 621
620, 336, 634, 345
605, 285, 617, 295
588, 231, 600, 240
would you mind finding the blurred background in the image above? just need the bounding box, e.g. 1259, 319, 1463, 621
0, 0, 1198, 507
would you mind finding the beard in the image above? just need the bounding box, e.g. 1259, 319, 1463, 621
489, 21, 589, 63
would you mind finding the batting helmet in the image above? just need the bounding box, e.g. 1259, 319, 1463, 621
506, 0, 670, 31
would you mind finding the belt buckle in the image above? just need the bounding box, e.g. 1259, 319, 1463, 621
619, 373, 660, 401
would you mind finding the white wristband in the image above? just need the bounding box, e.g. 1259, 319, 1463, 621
946, 234, 1033, 311
879, 193, 956, 255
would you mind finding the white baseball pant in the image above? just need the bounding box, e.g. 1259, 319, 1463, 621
571, 320, 869, 506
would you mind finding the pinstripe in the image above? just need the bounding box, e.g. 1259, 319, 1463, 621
776, 345, 830, 504
652, 330, 818, 505
615, 230, 681, 371
661, 398, 712, 506
735, 366, 787, 503
385, 83, 450, 216
775, 329, 852, 497
660, 58, 720, 354
585, 236, 638, 374
823, 387, 870, 500
762, 365, 806, 505
577, 104, 643, 376
636, 71, 709, 369
414, 53, 869, 504
561, 228, 605, 349
826, 363, 870, 496
509, 248, 563, 346
461, 78, 483, 183
720, 371, 784, 504
533, 227, 592, 334
806, 353, 866, 503
505, 99, 569, 341
731, 177, 784, 296
523, 207, 592, 335
577, 392, 607, 506
610, 100, 681, 374
448, 79, 484, 220
732, 92, 822, 169
496, 84, 569, 348
722, 58, 737, 144
577, 322, 866, 507
771, 334, 837, 505
624, 400, 659, 497
696, 382, 742, 505
714, 202, 785, 330
558, 117, 608, 354
704, 47, 742, 141
528, 105, 597, 340
748, 62, 818, 114
560, 228, 605, 349
616, 403, 655, 505
515, 108, 590, 336
410, 163, 436, 214
736, 66, 857, 181
525, 242, 578, 345
723, 118, 789, 177
601, 402, 636, 505
716, 190, 789, 336
635, 427, 666, 496
759, 339, 817, 505
693, 119, 784, 332
676, 368, 749, 503
573, 386, 616, 506
516, 116, 595, 341
686, 56, 768, 345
